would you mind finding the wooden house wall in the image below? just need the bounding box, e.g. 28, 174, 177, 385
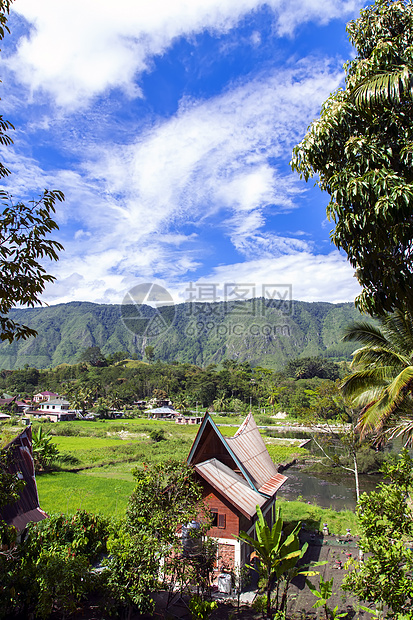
201, 480, 242, 539
190, 423, 240, 471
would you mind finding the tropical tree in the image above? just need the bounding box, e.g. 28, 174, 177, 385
174, 393, 190, 413
341, 306, 413, 443
144, 345, 155, 362
79, 346, 107, 367
291, 0, 413, 316
0, 0, 65, 343
267, 386, 286, 414
67, 385, 96, 415
342, 449, 413, 616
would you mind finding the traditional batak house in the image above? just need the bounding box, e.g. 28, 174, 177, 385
187, 412, 287, 572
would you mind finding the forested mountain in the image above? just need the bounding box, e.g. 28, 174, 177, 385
0, 299, 363, 370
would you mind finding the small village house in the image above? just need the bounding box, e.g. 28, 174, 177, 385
30, 398, 76, 422
147, 405, 177, 419
187, 412, 287, 573
32, 391, 59, 403
0, 396, 31, 415
175, 415, 203, 425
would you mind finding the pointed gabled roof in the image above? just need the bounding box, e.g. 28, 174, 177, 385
227, 413, 279, 490
187, 413, 257, 493
188, 413, 287, 510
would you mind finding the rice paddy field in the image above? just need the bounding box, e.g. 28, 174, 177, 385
14, 416, 307, 517
1, 415, 362, 533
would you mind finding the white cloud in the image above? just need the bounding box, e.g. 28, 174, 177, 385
8, 0, 363, 108
173, 252, 361, 305
44, 251, 360, 306
81, 59, 342, 264
3, 56, 349, 305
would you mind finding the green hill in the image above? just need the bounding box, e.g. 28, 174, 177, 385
0, 299, 364, 370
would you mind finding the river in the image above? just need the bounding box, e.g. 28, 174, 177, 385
270, 429, 396, 511
277, 465, 381, 511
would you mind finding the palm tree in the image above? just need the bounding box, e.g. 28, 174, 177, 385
341, 306, 413, 443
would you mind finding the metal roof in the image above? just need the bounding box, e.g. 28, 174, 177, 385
227, 413, 279, 491
188, 412, 288, 514
187, 413, 259, 494
147, 406, 177, 414
194, 458, 267, 518
259, 473, 288, 496
1, 427, 48, 531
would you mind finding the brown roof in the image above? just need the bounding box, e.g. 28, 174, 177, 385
227, 413, 279, 490
194, 458, 267, 518
1, 427, 48, 531
259, 473, 289, 496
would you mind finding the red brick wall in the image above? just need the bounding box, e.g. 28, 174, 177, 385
218, 542, 235, 571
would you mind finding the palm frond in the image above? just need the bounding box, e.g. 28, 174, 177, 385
386, 366, 413, 405
353, 65, 413, 109
351, 348, 408, 371
350, 386, 388, 408
342, 368, 391, 397
342, 321, 390, 347
358, 397, 393, 436
387, 419, 413, 447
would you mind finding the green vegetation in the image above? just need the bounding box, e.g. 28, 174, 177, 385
0, 510, 111, 619
291, 0, 413, 316
278, 500, 359, 536
0, 299, 363, 370
36, 473, 135, 516
342, 306, 413, 444
343, 450, 413, 616
238, 505, 319, 620
29, 417, 307, 515
0, 355, 348, 423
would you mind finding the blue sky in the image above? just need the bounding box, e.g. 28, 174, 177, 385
2, 0, 365, 307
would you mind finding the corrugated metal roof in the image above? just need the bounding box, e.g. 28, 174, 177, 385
1, 427, 48, 531
227, 413, 279, 491
9, 507, 49, 531
195, 458, 267, 518
259, 473, 288, 496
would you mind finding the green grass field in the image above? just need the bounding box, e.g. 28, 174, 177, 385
278, 499, 359, 535
36, 471, 135, 516
3, 417, 328, 522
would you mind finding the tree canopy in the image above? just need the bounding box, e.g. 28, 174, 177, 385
0, 0, 64, 343
291, 0, 413, 316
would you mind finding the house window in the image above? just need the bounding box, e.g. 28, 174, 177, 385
210, 509, 226, 529
218, 514, 226, 529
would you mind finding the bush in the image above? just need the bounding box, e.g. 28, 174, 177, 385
0, 510, 112, 619
149, 429, 166, 442
29, 510, 110, 563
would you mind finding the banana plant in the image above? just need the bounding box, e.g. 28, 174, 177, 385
238, 505, 324, 620
32, 426, 60, 471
